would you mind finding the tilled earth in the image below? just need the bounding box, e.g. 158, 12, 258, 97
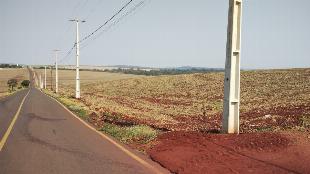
148, 131, 310, 174
88, 104, 310, 133
61, 69, 310, 133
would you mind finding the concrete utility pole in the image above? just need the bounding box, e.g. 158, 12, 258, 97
53, 49, 60, 93
50, 66, 53, 90
223, 0, 243, 134
39, 74, 43, 89
44, 66, 47, 89
69, 19, 85, 99
41, 74, 44, 89
35, 72, 39, 87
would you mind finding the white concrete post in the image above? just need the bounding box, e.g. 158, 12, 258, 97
50, 66, 53, 90
39, 74, 43, 89
41, 74, 44, 89
69, 19, 85, 98
69, 19, 85, 99
223, 0, 242, 134
44, 66, 47, 89
75, 20, 80, 99
34, 72, 38, 87
53, 50, 60, 93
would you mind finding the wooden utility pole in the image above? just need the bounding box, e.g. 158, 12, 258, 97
223, 0, 242, 134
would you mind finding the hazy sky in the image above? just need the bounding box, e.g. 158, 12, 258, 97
0, 0, 309, 68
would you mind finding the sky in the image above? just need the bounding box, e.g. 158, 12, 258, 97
0, 0, 309, 69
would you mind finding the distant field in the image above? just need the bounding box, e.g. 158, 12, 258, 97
41, 68, 310, 133
34, 69, 144, 90
0, 68, 29, 97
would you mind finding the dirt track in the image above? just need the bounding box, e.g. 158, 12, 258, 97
148, 131, 310, 174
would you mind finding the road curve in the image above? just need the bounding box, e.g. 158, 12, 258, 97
0, 84, 169, 173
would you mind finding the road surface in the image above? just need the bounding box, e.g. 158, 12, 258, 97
0, 71, 169, 174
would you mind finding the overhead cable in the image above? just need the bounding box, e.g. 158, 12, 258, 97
79, 0, 134, 44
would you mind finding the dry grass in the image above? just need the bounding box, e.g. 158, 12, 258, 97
41, 68, 310, 133
0, 68, 29, 98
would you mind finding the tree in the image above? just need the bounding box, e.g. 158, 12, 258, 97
21, 80, 30, 88
7, 79, 18, 91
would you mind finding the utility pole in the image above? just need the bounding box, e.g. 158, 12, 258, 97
223, 0, 243, 134
44, 66, 47, 89
53, 49, 60, 93
35, 72, 39, 87
50, 66, 53, 91
41, 74, 44, 89
39, 74, 43, 89
69, 19, 85, 99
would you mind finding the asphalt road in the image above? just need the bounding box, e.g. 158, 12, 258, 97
0, 71, 168, 174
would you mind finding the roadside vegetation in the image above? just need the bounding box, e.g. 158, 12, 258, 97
101, 123, 157, 144
7, 79, 18, 91
43, 87, 158, 146
43, 90, 90, 119
0, 68, 29, 98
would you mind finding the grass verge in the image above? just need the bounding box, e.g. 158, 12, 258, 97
43, 89, 89, 120
42, 89, 159, 146
101, 123, 158, 144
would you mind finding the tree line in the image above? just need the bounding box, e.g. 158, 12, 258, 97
103, 68, 224, 76
0, 64, 23, 68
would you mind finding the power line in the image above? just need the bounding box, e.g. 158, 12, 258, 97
78, 0, 134, 44
80, 0, 147, 50
58, 0, 144, 64
61, 54, 74, 65
59, 43, 76, 63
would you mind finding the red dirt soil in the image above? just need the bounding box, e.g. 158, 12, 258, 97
148, 131, 310, 174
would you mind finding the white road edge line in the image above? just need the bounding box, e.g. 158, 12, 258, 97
41, 90, 164, 174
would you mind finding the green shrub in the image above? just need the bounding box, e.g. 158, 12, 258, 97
21, 80, 30, 88
101, 123, 157, 144
68, 105, 87, 119
7, 78, 18, 91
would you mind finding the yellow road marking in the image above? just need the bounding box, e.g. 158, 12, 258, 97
0, 89, 30, 151
43, 91, 164, 174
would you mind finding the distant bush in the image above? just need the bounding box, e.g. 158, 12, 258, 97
21, 80, 30, 88
7, 78, 18, 91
